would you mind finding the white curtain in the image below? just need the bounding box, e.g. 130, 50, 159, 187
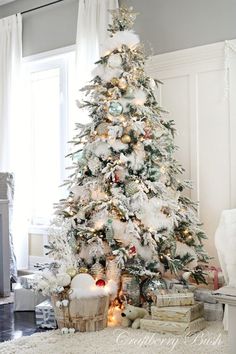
0, 14, 29, 270
0, 14, 22, 171
76, 0, 119, 92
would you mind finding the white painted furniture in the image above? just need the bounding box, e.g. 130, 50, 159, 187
0, 199, 10, 297
146, 40, 236, 264
213, 286, 236, 354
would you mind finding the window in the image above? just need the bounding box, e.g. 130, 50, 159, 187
24, 50, 76, 226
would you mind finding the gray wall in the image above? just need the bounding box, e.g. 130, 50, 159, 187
0, 0, 236, 57
121, 0, 236, 55
0, 0, 78, 56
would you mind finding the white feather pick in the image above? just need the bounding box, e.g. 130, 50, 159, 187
102, 30, 140, 55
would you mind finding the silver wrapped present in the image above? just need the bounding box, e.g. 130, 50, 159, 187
194, 288, 218, 304
35, 300, 57, 329
203, 302, 223, 321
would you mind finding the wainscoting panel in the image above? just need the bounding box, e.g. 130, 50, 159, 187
146, 40, 236, 263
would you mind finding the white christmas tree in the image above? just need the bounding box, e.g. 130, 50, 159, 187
46, 7, 209, 292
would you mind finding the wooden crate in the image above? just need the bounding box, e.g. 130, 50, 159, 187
151, 302, 204, 323
155, 292, 194, 307
51, 295, 109, 332
140, 317, 206, 335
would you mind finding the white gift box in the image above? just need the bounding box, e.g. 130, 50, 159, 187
19, 274, 38, 289
14, 283, 48, 311
35, 300, 57, 329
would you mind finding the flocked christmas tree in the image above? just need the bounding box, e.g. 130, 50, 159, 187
46, 7, 209, 298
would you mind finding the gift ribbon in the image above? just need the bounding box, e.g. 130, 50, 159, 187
204, 266, 222, 290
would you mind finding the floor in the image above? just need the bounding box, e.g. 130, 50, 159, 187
0, 303, 49, 343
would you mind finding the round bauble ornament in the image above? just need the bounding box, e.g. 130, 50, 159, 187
118, 78, 128, 90
108, 101, 123, 116
56, 273, 71, 287
124, 86, 135, 99
121, 134, 131, 144
96, 122, 109, 137
125, 180, 139, 196
66, 268, 77, 278
141, 277, 167, 301
95, 278, 106, 287
71, 273, 95, 289
108, 53, 122, 68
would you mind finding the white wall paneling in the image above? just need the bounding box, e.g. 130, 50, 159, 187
146, 40, 236, 264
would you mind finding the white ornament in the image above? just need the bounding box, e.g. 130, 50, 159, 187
93, 141, 111, 160
102, 30, 140, 55
92, 65, 122, 82
56, 286, 64, 293
62, 299, 69, 307
61, 327, 69, 334
108, 53, 122, 68
68, 328, 75, 334
71, 273, 95, 289
132, 89, 147, 105
56, 273, 71, 287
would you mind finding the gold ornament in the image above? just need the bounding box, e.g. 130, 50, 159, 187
96, 122, 109, 137
111, 77, 119, 86
66, 268, 77, 278
118, 78, 127, 90
121, 134, 131, 144
79, 267, 89, 273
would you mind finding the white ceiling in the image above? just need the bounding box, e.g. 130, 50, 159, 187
0, 0, 16, 5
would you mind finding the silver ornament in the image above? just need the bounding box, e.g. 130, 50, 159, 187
125, 181, 139, 196
141, 277, 167, 301
108, 101, 123, 116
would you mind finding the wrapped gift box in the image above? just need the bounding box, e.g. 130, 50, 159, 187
151, 302, 204, 323
35, 300, 57, 329
14, 283, 48, 311
155, 292, 195, 307
168, 280, 196, 293
192, 266, 225, 290
19, 274, 38, 289
194, 288, 218, 304
203, 302, 224, 321
140, 317, 206, 335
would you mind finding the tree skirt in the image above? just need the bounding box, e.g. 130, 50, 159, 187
0, 322, 228, 354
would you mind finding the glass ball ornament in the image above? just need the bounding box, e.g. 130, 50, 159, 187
108, 101, 123, 116
121, 134, 131, 144
141, 277, 167, 301
66, 268, 77, 278
96, 122, 109, 137
95, 278, 106, 287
